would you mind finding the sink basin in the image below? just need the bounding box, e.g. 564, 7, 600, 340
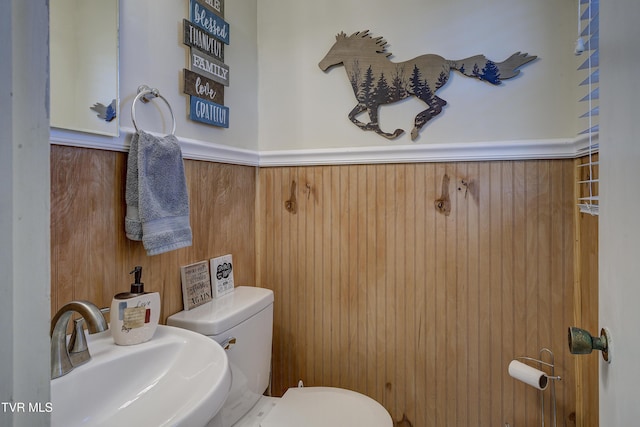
51, 325, 231, 427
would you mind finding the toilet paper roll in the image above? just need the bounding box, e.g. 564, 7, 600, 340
508, 360, 548, 390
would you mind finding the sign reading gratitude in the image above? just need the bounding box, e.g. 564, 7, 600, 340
183, 0, 230, 128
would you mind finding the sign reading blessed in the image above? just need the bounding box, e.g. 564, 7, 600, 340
183, 0, 230, 128
319, 31, 537, 140
190, 0, 229, 44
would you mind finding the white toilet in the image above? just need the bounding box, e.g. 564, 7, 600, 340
167, 286, 393, 427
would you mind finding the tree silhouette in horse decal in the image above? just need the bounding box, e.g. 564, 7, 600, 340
319, 30, 537, 140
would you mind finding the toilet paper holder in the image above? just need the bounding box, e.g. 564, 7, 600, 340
510, 348, 561, 427
513, 348, 562, 383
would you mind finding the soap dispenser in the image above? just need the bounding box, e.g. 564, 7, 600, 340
110, 266, 160, 345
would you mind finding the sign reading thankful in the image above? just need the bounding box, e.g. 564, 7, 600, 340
183, 0, 230, 128
183, 19, 224, 62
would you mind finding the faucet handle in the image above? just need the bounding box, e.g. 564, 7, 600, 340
68, 318, 87, 354
68, 307, 110, 365
67, 318, 91, 367
68, 308, 110, 359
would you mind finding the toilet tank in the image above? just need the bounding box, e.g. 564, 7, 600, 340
166, 286, 274, 427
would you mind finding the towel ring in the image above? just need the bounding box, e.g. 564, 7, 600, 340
131, 85, 176, 136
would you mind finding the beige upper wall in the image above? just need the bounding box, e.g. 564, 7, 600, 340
58, 0, 579, 156
257, 0, 577, 151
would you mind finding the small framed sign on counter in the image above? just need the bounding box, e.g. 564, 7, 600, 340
211, 254, 234, 298
180, 260, 213, 310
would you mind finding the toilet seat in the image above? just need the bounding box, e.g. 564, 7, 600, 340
259, 387, 392, 427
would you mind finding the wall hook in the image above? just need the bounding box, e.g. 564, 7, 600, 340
458, 179, 469, 199
435, 174, 451, 216
285, 180, 297, 214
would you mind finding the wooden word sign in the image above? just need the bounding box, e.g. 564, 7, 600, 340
190, 0, 229, 45
183, 0, 231, 128
184, 68, 224, 105
190, 96, 229, 128
183, 19, 224, 62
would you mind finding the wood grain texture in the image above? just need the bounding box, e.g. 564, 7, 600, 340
256, 160, 582, 427
51, 145, 256, 323
574, 155, 599, 427
50, 147, 598, 427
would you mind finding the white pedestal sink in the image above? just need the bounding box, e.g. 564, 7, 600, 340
51, 325, 231, 427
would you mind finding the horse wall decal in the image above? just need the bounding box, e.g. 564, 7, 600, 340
318, 30, 537, 140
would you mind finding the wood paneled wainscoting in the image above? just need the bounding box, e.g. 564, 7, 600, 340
51, 147, 597, 427
50, 145, 257, 323
257, 160, 578, 427
574, 154, 600, 427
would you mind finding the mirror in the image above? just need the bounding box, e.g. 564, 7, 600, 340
50, 0, 119, 136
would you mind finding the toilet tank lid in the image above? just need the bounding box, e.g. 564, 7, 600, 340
166, 286, 274, 336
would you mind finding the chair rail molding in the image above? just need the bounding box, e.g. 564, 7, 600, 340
50, 127, 585, 166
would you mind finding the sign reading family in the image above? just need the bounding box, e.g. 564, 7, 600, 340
183, 0, 230, 128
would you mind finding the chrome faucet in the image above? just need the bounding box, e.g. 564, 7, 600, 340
50, 300, 108, 379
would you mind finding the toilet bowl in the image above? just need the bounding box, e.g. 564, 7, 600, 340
260, 386, 392, 427
167, 286, 392, 427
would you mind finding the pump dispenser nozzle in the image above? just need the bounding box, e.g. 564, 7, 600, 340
130, 266, 144, 294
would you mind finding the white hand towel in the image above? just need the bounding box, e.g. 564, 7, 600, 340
125, 130, 192, 256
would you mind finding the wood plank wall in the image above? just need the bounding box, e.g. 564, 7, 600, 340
574, 212, 598, 427
257, 160, 578, 427
51, 147, 598, 427
574, 154, 600, 427
50, 145, 256, 323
